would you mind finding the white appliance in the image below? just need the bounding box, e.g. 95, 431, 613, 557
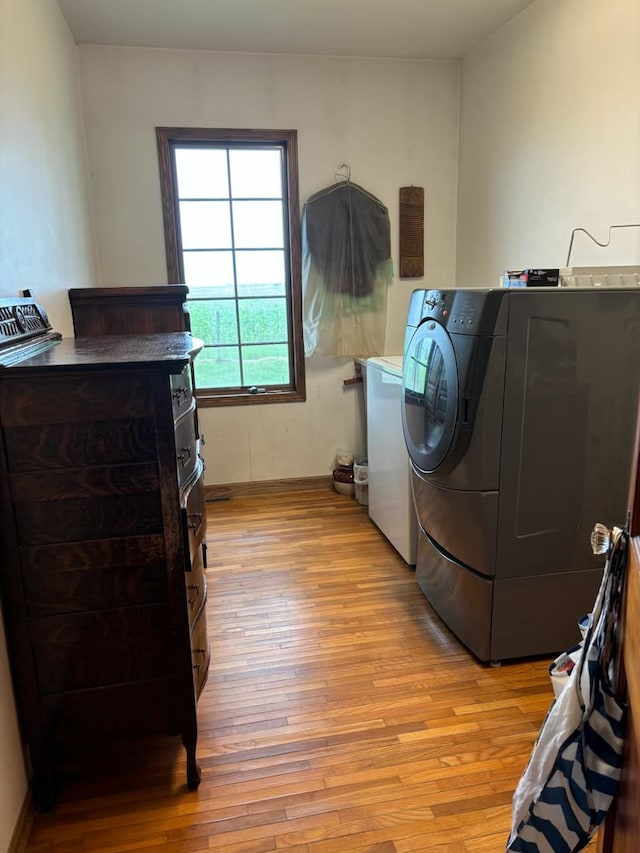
366, 356, 417, 565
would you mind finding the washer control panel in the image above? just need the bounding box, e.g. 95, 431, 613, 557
406, 289, 507, 336
419, 289, 487, 331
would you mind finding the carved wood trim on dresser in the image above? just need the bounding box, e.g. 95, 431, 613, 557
0, 294, 208, 810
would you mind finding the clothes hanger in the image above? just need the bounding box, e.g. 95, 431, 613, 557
334, 163, 352, 183
306, 163, 385, 207
305, 164, 352, 202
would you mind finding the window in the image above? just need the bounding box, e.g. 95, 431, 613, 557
156, 127, 305, 406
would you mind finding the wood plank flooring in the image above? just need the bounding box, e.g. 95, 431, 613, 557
25, 487, 558, 852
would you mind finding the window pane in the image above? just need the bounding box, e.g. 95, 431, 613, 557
183, 251, 234, 293
189, 299, 238, 345
232, 201, 284, 249
242, 344, 290, 386
175, 148, 229, 198
236, 250, 285, 296
194, 346, 241, 388
158, 127, 303, 400
239, 298, 288, 344
179, 201, 231, 249
229, 149, 283, 198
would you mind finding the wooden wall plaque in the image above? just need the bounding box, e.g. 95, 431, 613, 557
399, 186, 424, 278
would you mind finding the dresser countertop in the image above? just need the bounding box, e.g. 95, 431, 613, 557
0, 333, 203, 374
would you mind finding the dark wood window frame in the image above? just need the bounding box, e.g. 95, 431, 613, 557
156, 127, 306, 407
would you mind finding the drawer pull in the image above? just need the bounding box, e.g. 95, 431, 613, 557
192, 663, 201, 675
187, 584, 200, 606
202, 542, 208, 569
178, 446, 192, 466
198, 452, 206, 472
199, 433, 206, 445
172, 387, 189, 404
188, 512, 202, 532
193, 648, 207, 659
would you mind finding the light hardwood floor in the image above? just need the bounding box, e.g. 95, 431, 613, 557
26, 487, 558, 852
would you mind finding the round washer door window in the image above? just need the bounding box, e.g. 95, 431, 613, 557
402, 320, 459, 473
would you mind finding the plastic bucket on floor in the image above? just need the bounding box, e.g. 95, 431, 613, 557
354, 458, 368, 506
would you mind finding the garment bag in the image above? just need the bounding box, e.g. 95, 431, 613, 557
302, 177, 392, 357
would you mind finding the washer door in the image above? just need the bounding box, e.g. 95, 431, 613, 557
402, 320, 458, 473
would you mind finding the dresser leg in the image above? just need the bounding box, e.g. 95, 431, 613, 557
183, 731, 201, 789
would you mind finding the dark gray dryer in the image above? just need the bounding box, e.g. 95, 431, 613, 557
402, 287, 640, 662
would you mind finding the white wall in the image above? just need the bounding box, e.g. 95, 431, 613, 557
456, 0, 640, 286
0, 0, 97, 335
77, 47, 460, 483
0, 0, 97, 846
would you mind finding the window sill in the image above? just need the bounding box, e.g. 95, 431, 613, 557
196, 388, 306, 407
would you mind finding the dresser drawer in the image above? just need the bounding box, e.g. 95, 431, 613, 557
4, 418, 157, 473
184, 473, 206, 567
185, 547, 206, 625
21, 534, 168, 616
42, 679, 172, 756
175, 404, 198, 487
190, 603, 209, 698
31, 604, 172, 694
15, 493, 163, 546
0, 374, 153, 428
170, 366, 193, 419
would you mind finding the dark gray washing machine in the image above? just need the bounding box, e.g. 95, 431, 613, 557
402, 287, 640, 662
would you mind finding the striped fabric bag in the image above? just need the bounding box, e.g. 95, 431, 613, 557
506, 528, 628, 852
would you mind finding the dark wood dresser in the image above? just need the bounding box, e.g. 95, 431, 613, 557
0, 294, 208, 810
68, 285, 190, 336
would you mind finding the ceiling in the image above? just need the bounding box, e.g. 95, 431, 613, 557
56, 0, 535, 60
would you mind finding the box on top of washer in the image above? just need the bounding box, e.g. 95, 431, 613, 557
502, 268, 559, 287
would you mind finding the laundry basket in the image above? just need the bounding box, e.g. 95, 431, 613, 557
354, 458, 368, 506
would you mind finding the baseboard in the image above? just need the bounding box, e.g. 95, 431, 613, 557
8, 794, 33, 853
205, 475, 333, 501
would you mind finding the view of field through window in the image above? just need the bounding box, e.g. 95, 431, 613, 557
174, 146, 292, 389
